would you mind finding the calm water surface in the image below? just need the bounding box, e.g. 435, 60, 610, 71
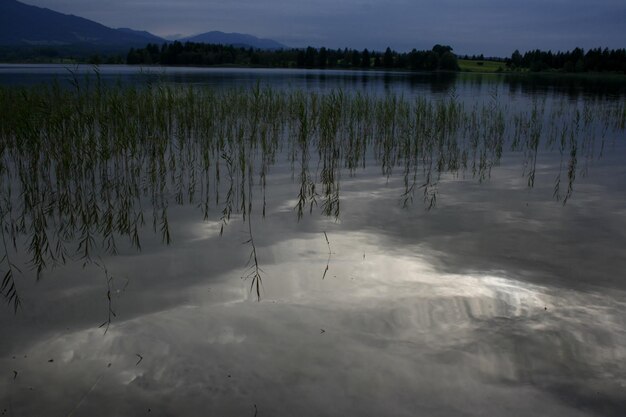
2, 63, 626, 99
1, 66, 626, 416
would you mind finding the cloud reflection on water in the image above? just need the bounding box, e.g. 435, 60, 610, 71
2, 200, 626, 416
1, 79, 625, 415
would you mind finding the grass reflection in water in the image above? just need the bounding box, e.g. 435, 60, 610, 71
0, 81, 624, 312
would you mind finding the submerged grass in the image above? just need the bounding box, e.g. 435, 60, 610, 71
0, 82, 624, 310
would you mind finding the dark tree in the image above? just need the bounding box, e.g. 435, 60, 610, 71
296, 50, 306, 67
361, 49, 370, 68
383, 47, 394, 68
432, 44, 453, 56
318, 47, 328, 68
511, 50, 522, 68
304, 46, 317, 68
350, 50, 361, 67
438, 51, 459, 71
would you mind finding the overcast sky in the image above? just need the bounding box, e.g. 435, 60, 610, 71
23, 0, 626, 56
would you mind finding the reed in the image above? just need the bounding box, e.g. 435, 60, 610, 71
0, 81, 623, 310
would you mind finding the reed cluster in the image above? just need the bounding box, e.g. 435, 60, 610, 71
1, 81, 624, 310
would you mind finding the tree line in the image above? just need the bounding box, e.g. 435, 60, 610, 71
506, 47, 626, 73
126, 42, 460, 71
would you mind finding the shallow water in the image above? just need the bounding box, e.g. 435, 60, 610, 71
2, 63, 626, 100
1, 67, 626, 416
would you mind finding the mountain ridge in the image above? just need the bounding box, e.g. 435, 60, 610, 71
0, 0, 162, 46
182, 31, 286, 50
0, 0, 287, 50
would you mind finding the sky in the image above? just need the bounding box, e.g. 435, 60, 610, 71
21, 0, 626, 56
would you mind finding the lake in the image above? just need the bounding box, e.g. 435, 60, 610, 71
1, 65, 626, 416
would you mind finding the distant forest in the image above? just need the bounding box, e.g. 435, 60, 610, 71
506, 48, 626, 73
126, 42, 460, 71
2, 42, 623, 75
126, 42, 626, 74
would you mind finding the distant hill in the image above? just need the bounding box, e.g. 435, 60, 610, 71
0, 0, 164, 47
0, 0, 287, 62
182, 31, 286, 50
116, 28, 164, 43
163, 34, 186, 41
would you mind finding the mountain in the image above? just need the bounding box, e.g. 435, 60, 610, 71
0, 0, 164, 47
182, 31, 286, 50
116, 28, 164, 43
163, 34, 186, 41
0, 0, 287, 58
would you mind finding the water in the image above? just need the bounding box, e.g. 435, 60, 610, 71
2, 63, 626, 100
1, 66, 626, 416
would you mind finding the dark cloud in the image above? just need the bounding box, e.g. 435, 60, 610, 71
16, 0, 626, 58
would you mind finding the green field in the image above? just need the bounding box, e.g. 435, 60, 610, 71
458, 59, 507, 73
